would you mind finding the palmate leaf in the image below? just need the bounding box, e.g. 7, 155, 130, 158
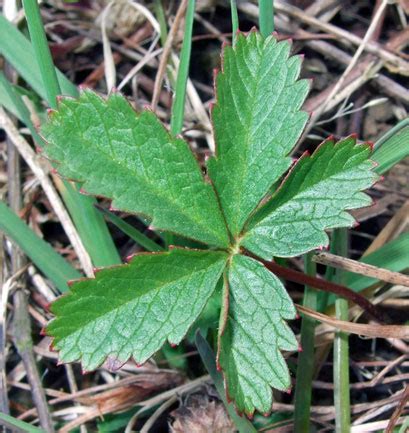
218, 254, 298, 415
242, 136, 379, 260
41, 90, 229, 248
47, 248, 227, 371
40, 30, 380, 419
208, 31, 309, 236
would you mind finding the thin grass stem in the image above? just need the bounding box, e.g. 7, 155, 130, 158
22, 0, 61, 108
170, 0, 195, 135
333, 228, 351, 433
259, 0, 274, 38
293, 252, 317, 432
230, 0, 239, 44
154, 0, 168, 46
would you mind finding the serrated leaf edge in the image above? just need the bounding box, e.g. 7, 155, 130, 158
43, 246, 229, 373
41, 89, 230, 248
208, 29, 311, 238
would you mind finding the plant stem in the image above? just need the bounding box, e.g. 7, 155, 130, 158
259, 0, 274, 38
293, 252, 317, 432
230, 0, 239, 44
170, 0, 195, 135
333, 228, 351, 433
22, 0, 60, 108
258, 257, 386, 323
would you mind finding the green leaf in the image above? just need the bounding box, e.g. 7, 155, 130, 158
47, 248, 227, 371
41, 90, 229, 248
208, 31, 309, 236
242, 136, 378, 260
218, 254, 297, 415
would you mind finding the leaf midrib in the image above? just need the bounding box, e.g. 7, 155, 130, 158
62, 114, 227, 245
251, 151, 369, 227
54, 259, 225, 340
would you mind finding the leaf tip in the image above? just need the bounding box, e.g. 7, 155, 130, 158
125, 253, 136, 263
47, 108, 56, 118
79, 188, 90, 196
367, 140, 375, 151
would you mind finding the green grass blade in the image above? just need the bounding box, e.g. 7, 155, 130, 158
0, 201, 81, 292
259, 0, 274, 38
0, 71, 121, 267
0, 73, 20, 120
332, 228, 351, 433
97, 207, 164, 252
230, 0, 239, 44
0, 14, 77, 99
347, 231, 409, 290
153, 0, 168, 46
399, 416, 409, 433
195, 332, 258, 433
293, 252, 317, 432
170, 0, 195, 135
372, 118, 409, 174
0, 71, 44, 143
58, 182, 121, 266
22, 0, 61, 108
0, 412, 45, 433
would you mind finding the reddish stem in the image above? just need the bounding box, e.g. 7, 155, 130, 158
253, 256, 388, 323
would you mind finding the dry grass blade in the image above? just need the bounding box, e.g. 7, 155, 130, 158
364, 200, 409, 256
100, 1, 116, 92
296, 305, 409, 338
58, 372, 183, 433
152, 0, 188, 110
313, 251, 409, 287
273, 1, 409, 72
385, 384, 409, 433
307, 0, 389, 126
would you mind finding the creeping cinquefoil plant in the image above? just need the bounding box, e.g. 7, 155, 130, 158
42, 31, 378, 415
